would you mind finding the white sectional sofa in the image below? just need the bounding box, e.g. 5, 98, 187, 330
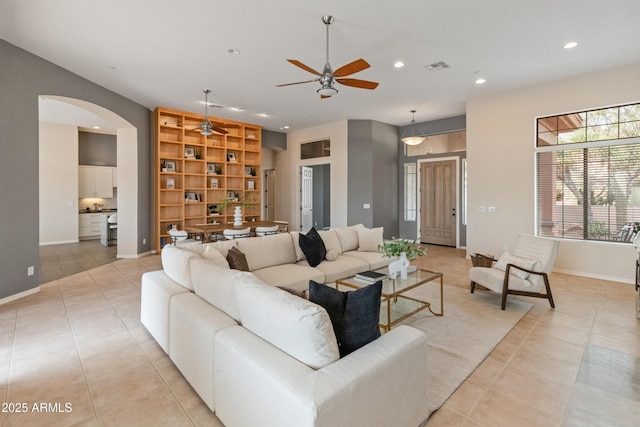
140, 225, 429, 427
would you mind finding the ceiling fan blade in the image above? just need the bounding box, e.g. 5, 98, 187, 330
276, 78, 320, 87
286, 59, 322, 76
210, 125, 229, 135
333, 59, 370, 77
335, 78, 379, 90
320, 94, 332, 99
210, 121, 240, 129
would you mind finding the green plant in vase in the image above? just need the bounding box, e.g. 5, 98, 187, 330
378, 237, 428, 261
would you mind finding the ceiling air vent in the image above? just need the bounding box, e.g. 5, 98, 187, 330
425, 61, 450, 72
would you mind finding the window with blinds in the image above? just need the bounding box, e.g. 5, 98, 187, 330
536, 103, 640, 242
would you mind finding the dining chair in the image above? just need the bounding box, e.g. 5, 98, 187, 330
223, 227, 251, 240
255, 225, 279, 236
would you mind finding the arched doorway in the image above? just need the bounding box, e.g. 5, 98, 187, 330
38, 96, 138, 259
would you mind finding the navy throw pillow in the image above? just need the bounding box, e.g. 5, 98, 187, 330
298, 227, 326, 267
309, 280, 382, 357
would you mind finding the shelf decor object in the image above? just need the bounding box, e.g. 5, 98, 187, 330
154, 107, 262, 251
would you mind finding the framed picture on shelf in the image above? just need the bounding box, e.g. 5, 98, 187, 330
227, 151, 237, 162
164, 160, 176, 172
227, 191, 238, 201
210, 178, 219, 188
185, 147, 195, 158
247, 180, 255, 190
166, 178, 175, 189
207, 163, 217, 174
185, 191, 198, 202
244, 166, 252, 176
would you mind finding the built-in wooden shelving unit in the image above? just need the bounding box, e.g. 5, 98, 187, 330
154, 107, 262, 251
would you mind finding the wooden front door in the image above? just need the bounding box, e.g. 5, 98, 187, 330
420, 160, 457, 246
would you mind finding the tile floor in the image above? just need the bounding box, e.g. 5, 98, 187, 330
39, 240, 117, 283
1, 245, 638, 426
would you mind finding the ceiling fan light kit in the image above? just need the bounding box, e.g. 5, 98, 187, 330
277, 15, 379, 98
401, 110, 426, 146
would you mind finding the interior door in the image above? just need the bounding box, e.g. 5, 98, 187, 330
300, 166, 313, 231
420, 160, 456, 246
264, 169, 276, 221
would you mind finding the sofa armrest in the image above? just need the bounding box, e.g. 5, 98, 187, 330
214, 325, 428, 427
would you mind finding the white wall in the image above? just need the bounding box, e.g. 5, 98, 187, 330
467, 63, 640, 283
39, 122, 79, 244
276, 121, 348, 231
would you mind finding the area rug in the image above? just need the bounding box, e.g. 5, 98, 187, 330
400, 283, 533, 417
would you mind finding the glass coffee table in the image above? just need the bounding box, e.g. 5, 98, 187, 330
336, 267, 443, 332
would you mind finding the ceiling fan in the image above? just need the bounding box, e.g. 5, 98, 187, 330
164, 89, 237, 135
277, 15, 379, 98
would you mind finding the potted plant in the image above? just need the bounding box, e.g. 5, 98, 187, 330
379, 238, 428, 279
378, 237, 428, 261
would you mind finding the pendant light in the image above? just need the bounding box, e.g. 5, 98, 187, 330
401, 110, 426, 145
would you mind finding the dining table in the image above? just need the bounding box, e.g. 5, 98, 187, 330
185, 220, 281, 242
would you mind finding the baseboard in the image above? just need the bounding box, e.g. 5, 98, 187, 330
552, 267, 634, 285
0, 286, 40, 306
117, 250, 155, 259
39, 240, 79, 246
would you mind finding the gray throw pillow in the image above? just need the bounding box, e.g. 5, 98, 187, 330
298, 227, 326, 267
309, 280, 382, 357
226, 246, 249, 271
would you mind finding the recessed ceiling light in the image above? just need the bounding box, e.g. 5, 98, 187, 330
257, 113, 268, 117
563, 41, 578, 49
229, 107, 243, 112
228, 48, 240, 55
475, 78, 486, 85
283, 126, 290, 129
394, 61, 405, 68
93, 126, 101, 130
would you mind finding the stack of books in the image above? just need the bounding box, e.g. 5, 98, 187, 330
354, 270, 387, 283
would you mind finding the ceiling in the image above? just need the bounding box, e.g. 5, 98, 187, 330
3, 0, 640, 133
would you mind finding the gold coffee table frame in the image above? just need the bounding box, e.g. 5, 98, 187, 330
336, 267, 443, 332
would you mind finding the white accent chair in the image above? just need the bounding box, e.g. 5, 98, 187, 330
223, 227, 251, 240
255, 225, 279, 237
469, 234, 559, 310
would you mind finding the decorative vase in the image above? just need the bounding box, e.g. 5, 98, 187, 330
388, 252, 410, 279
233, 206, 243, 226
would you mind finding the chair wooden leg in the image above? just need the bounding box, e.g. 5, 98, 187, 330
470, 281, 476, 293
543, 274, 555, 308
501, 274, 510, 310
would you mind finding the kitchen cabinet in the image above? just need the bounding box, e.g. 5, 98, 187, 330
79, 166, 114, 198
79, 213, 106, 239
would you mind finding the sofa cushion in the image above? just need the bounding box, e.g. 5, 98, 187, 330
234, 279, 340, 369
357, 227, 384, 252
342, 251, 391, 270
319, 229, 342, 256
191, 259, 260, 322
201, 244, 230, 268
309, 280, 382, 357
297, 255, 369, 284
334, 224, 364, 252
251, 264, 325, 293
161, 245, 201, 290
203, 240, 238, 257
289, 232, 306, 261
236, 232, 297, 271
299, 227, 326, 267
226, 247, 250, 271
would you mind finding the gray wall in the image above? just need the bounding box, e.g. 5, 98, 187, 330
79, 131, 117, 166
262, 129, 286, 151
0, 40, 152, 300
347, 120, 399, 238
398, 115, 467, 244
311, 164, 330, 229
